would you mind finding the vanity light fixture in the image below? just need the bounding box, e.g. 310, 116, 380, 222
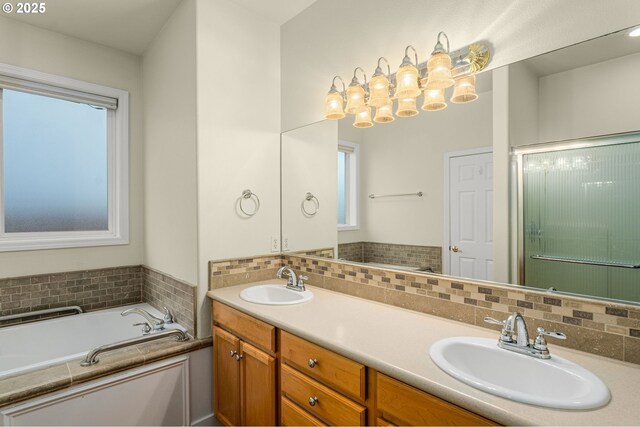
630, 27, 640, 37
324, 76, 346, 120
425, 32, 455, 90
451, 74, 478, 104
369, 57, 393, 107
345, 67, 368, 114
323, 33, 490, 127
353, 107, 373, 128
374, 99, 395, 123
394, 46, 422, 99
396, 97, 419, 117
422, 88, 447, 111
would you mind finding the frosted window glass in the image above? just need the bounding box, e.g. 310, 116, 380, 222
2, 89, 108, 233
522, 141, 640, 302
337, 151, 347, 224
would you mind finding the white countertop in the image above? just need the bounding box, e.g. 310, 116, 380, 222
208, 281, 640, 426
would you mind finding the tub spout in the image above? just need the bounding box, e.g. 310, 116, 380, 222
121, 308, 165, 331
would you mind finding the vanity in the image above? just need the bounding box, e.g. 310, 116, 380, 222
208, 280, 640, 426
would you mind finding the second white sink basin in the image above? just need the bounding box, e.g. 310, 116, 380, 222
430, 337, 610, 410
239, 284, 313, 305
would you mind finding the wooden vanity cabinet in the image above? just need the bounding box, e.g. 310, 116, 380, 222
376, 373, 497, 426
212, 302, 277, 426
211, 300, 497, 427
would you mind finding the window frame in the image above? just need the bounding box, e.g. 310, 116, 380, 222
0, 63, 129, 252
338, 140, 360, 231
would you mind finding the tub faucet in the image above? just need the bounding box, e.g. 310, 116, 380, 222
484, 311, 566, 359
276, 266, 307, 292
121, 308, 165, 331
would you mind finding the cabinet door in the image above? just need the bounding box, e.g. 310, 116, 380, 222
240, 341, 276, 426
214, 327, 241, 426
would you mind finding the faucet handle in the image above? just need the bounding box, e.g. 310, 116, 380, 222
133, 322, 152, 334
163, 307, 174, 324
533, 327, 566, 352
484, 316, 505, 326
298, 275, 308, 285
536, 327, 566, 340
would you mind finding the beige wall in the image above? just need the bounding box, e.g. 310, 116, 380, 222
281, 0, 640, 132
282, 120, 338, 253
538, 52, 640, 142
339, 95, 493, 248
195, 0, 281, 337
0, 16, 144, 277
142, 0, 198, 285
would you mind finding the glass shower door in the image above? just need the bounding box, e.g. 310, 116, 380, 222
522, 138, 640, 302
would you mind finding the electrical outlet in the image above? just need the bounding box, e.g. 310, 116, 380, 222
282, 236, 290, 252
270, 236, 280, 252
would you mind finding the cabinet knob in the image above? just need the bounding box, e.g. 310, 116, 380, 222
308, 396, 318, 406
308, 358, 318, 368
230, 350, 238, 357
234, 354, 243, 362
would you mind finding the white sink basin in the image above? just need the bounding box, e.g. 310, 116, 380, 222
430, 337, 610, 410
239, 284, 313, 305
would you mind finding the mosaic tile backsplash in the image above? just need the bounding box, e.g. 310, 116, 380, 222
209, 253, 640, 365
1, 265, 196, 335
338, 241, 442, 273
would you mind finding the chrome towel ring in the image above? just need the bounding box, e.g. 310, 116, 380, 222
302, 192, 320, 216
239, 189, 260, 217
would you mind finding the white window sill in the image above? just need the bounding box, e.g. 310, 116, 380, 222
338, 225, 360, 232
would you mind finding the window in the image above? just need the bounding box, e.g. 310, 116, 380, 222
337, 140, 359, 230
0, 63, 129, 251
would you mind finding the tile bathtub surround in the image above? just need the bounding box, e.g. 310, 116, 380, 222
283, 254, 640, 365
0, 266, 142, 326
141, 267, 197, 336
338, 241, 442, 272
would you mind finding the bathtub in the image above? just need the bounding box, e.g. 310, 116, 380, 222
0, 303, 186, 379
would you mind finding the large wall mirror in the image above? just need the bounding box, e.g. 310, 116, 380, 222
281, 26, 640, 305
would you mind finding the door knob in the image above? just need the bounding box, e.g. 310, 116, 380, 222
451, 245, 460, 253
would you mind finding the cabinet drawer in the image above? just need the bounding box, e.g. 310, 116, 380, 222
281, 331, 366, 401
377, 374, 497, 426
281, 364, 366, 426
212, 301, 276, 354
281, 396, 325, 426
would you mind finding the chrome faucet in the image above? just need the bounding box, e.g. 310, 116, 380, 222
121, 307, 173, 332
276, 266, 307, 292
484, 311, 566, 359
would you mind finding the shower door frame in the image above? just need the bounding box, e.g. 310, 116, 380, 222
511, 131, 640, 286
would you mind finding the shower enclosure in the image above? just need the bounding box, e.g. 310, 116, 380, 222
516, 133, 640, 302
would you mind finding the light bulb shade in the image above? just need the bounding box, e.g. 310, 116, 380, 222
394, 64, 421, 99
345, 84, 367, 114
369, 74, 391, 107
425, 52, 454, 89
374, 99, 395, 123
422, 88, 447, 111
396, 97, 418, 117
450, 74, 478, 104
353, 107, 373, 128
324, 91, 345, 119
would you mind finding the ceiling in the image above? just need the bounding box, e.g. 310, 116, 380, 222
4, 0, 317, 55
4, 0, 182, 55
232, 0, 317, 25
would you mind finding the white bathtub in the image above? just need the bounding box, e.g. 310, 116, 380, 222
0, 303, 186, 379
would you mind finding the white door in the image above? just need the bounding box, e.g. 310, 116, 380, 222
448, 151, 494, 281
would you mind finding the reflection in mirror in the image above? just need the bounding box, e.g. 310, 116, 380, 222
281, 26, 640, 305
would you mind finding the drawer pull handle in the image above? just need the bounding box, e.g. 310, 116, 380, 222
308, 358, 318, 368
308, 396, 319, 406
